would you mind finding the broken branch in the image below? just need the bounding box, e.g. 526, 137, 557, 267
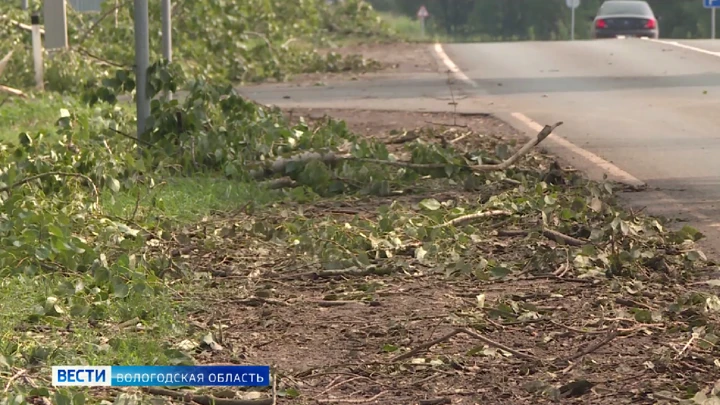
0, 172, 100, 206
250, 121, 563, 181
561, 328, 618, 364
0, 84, 26, 98
496, 228, 587, 246
391, 327, 540, 363
432, 210, 511, 228
143, 387, 273, 405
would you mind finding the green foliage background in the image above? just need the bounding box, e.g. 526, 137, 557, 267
0, 0, 390, 93
371, 0, 714, 41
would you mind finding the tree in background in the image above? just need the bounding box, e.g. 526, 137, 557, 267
369, 0, 715, 41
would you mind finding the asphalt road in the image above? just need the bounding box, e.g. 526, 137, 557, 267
240, 38, 720, 242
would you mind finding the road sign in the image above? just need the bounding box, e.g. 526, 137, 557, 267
705, 0, 720, 8
417, 5, 429, 19
566, 0, 580, 9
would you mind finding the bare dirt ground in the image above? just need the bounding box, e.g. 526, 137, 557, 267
246, 42, 440, 87
161, 109, 720, 405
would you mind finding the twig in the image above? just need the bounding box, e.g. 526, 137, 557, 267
461, 328, 539, 361
0, 172, 100, 206
75, 47, 130, 68
143, 387, 273, 405
317, 391, 387, 404
432, 210, 511, 228
0, 50, 13, 78
424, 120, 468, 128
384, 132, 420, 145
108, 127, 154, 146
391, 328, 540, 362
3, 369, 26, 393
674, 333, 696, 360
76, 0, 131, 45
496, 228, 587, 246
562, 328, 619, 363
232, 297, 289, 307
271, 374, 277, 405
614, 297, 654, 311
449, 133, 469, 144
279, 266, 391, 280
260, 177, 297, 189
0, 15, 44, 35
419, 398, 451, 405
391, 329, 463, 361
319, 376, 363, 396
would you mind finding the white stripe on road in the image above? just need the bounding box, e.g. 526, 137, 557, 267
432, 42, 645, 187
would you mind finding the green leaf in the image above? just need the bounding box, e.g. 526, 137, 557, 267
108, 177, 121, 193
419, 198, 441, 211
277, 388, 300, 398
382, 344, 399, 352
111, 277, 130, 298
686, 250, 707, 262
490, 266, 512, 279
633, 309, 653, 323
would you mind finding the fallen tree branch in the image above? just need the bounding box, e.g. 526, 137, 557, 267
317, 391, 387, 404
0, 84, 26, 98
0, 172, 100, 206
496, 228, 587, 246
279, 266, 392, 280
479, 121, 562, 171
143, 387, 273, 405
419, 398, 451, 405
384, 132, 420, 145
391, 330, 463, 361
3, 369, 26, 393
391, 327, 540, 362
561, 328, 618, 364
432, 210, 511, 228
0, 15, 45, 35
259, 177, 297, 189
0, 50, 13, 78
250, 122, 563, 181
461, 328, 540, 361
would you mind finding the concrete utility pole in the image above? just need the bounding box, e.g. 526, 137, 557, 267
133, 0, 150, 137
713, 7, 716, 39
21, 0, 28, 10
161, 0, 172, 100
31, 14, 44, 90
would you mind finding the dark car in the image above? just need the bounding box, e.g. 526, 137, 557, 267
590, 0, 659, 39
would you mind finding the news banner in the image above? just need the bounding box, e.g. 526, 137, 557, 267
52, 365, 271, 387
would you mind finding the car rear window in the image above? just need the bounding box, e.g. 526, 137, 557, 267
598, 1, 653, 16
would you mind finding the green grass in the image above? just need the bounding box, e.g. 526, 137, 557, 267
0, 95, 81, 142
103, 175, 289, 223
0, 94, 295, 384
0, 95, 135, 143
0, 174, 288, 380
0, 272, 195, 369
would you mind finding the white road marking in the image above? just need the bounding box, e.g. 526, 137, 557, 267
433, 43, 477, 87
642, 37, 720, 57
510, 112, 645, 187
431, 43, 645, 188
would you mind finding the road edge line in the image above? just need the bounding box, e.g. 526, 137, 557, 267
432, 43, 477, 87
509, 112, 645, 187
641, 37, 720, 57
431, 42, 646, 188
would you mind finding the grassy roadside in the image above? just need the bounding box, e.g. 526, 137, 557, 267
1, 2, 720, 404
2, 82, 720, 403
